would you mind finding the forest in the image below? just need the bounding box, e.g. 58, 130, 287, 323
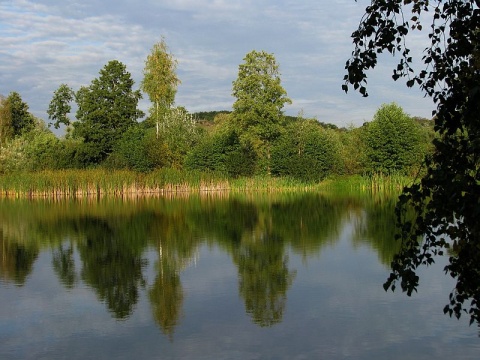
0, 41, 434, 187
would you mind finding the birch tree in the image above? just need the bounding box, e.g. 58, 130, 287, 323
141, 38, 181, 138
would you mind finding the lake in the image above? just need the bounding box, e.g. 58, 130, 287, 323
0, 191, 479, 359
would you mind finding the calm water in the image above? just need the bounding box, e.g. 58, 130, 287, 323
0, 191, 479, 359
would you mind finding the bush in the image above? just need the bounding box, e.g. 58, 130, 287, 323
106, 125, 166, 172
185, 129, 256, 178
271, 121, 338, 182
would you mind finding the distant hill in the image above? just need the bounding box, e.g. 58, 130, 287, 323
191, 110, 231, 123
191, 110, 339, 130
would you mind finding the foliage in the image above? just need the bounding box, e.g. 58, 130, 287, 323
0, 120, 63, 173
74, 60, 144, 165
344, 0, 480, 324
159, 107, 202, 168
141, 38, 180, 137
47, 84, 75, 129
106, 124, 167, 172
363, 103, 423, 174
192, 110, 231, 123
185, 128, 256, 177
336, 125, 366, 175
47, 84, 74, 129
0, 95, 14, 146
0, 92, 35, 138
232, 50, 291, 173
271, 120, 339, 182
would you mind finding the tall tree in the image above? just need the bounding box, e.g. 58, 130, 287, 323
2, 92, 35, 137
344, 0, 480, 324
47, 84, 74, 129
141, 38, 181, 138
0, 95, 14, 146
74, 60, 144, 164
232, 50, 291, 173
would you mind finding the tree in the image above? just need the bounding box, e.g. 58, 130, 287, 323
232, 50, 291, 173
107, 124, 167, 172
0, 92, 34, 137
363, 103, 423, 174
185, 127, 256, 177
74, 60, 144, 165
159, 107, 201, 168
344, 0, 480, 324
0, 95, 14, 146
47, 84, 74, 129
141, 38, 181, 138
271, 120, 339, 182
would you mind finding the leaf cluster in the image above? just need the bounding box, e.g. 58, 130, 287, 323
345, 0, 480, 324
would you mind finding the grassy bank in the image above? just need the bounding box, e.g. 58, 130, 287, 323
0, 169, 412, 198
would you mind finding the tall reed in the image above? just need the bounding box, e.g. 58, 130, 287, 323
0, 169, 409, 198
321, 173, 412, 193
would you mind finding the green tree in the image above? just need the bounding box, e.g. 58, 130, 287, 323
23, 126, 63, 171
344, 0, 480, 324
185, 127, 256, 177
337, 125, 366, 175
107, 124, 167, 172
0, 95, 14, 146
232, 50, 291, 173
363, 103, 423, 174
271, 120, 338, 182
159, 107, 201, 168
141, 38, 181, 138
74, 60, 144, 165
2, 92, 35, 137
0, 118, 62, 173
47, 84, 74, 129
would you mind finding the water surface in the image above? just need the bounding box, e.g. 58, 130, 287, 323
0, 192, 478, 359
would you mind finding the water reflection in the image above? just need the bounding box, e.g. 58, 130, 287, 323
0, 191, 401, 334
77, 216, 147, 319
0, 236, 38, 286
351, 194, 402, 265
52, 242, 76, 288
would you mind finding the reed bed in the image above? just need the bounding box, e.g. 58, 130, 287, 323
0, 169, 413, 199
321, 173, 413, 193
0, 169, 319, 198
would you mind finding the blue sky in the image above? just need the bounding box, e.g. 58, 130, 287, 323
0, 0, 435, 131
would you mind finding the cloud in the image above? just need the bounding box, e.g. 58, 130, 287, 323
0, 0, 436, 130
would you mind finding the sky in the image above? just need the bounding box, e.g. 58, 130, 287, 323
0, 0, 435, 133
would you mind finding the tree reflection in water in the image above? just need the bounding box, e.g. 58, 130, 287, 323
77, 217, 146, 319
234, 230, 295, 327
0, 191, 402, 336
0, 235, 38, 286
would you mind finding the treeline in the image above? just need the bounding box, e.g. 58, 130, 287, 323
0, 41, 435, 183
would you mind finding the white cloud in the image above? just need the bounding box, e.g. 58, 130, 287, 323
0, 0, 436, 130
